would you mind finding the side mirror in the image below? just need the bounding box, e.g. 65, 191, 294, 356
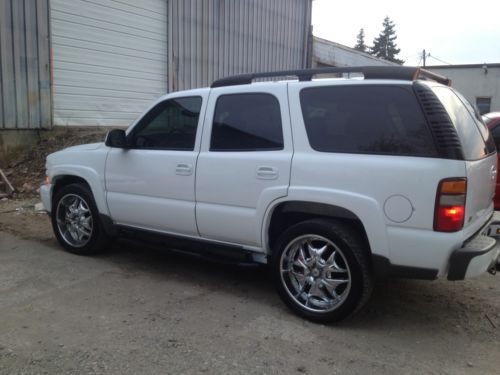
105, 129, 128, 148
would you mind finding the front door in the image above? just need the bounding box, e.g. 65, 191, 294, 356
105, 94, 206, 236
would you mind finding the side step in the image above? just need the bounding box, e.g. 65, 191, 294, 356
117, 225, 259, 265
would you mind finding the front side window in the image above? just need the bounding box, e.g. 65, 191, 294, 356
210, 93, 283, 151
130, 96, 202, 150
300, 85, 437, 156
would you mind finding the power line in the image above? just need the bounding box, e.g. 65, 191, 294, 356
402, 52, 423, 66
428, 54, 452, 65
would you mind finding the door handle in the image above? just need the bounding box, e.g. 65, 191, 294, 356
176, 163, 193, 176
256, 166, 279, 180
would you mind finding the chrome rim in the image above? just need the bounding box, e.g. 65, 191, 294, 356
55, 194, 93, 248
280, 234, 351, 313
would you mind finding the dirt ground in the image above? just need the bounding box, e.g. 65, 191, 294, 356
0, 128, 107, 197
0, 198, 499, 374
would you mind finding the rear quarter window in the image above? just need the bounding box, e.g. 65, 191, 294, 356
432, 87, 495, 160
299, 85, 437, 156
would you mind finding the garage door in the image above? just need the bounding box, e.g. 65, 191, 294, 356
51, 0, 167, 127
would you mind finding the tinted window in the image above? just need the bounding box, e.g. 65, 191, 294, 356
433, 87, 492, 160
131, 96, 202, 150
455, 91, 496, 154
211, 93, 283, 151
300, 86, 437, 156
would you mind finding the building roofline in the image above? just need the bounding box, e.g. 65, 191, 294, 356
427, 63, 500, 69
312, 35, 399, 66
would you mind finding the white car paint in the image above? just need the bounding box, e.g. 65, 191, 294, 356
42, 78, 498, 280
195, 83, 293, 247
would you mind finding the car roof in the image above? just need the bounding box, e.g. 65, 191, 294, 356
211, 66, 451, 88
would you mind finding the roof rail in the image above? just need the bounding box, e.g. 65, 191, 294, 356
210, 66, 451, 88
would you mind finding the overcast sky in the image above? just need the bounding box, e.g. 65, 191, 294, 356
312, 0, 500, 66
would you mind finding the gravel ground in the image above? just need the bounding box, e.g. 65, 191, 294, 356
1, 199, 499, 374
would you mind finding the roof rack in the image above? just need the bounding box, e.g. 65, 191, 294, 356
210, 66, 451, 88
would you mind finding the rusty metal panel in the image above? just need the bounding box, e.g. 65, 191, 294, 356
169, 0, 312, 92
25, 0, 41, 128
0, 0, 16, 129
12, 0, 29, 128
36, 0, 52, 129
0, 0, 52, 129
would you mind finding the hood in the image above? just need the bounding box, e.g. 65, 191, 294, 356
61, 142, 104, 152
46, 142, 105, 167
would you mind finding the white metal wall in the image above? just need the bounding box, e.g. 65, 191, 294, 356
51, 0, 168, 127
168, 0, 312, 92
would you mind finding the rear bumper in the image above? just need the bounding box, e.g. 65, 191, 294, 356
447, 222, 500, 280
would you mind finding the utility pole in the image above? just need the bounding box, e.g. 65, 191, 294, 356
423, 49, 426, 67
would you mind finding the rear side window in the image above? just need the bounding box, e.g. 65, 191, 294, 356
300, 85, 437, 156
211, 93, 283, 151
433, 87, 494, 160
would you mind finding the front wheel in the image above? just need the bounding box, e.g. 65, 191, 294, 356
51, 183, 110, 255
271, 219, 373, 323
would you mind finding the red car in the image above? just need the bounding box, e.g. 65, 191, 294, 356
484, 112, 500, 209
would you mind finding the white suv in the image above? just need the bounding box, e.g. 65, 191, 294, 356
41, 67, 500, 322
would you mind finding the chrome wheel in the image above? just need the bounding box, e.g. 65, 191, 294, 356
280, 234, 351, 313
55, 194, 93, 248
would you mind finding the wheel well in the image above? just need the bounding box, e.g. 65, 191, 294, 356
52, 175, 91, 199
268, 201, 370, 253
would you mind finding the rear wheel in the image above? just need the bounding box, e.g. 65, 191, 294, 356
51, 183, 110, 255
272, 219, 373, 323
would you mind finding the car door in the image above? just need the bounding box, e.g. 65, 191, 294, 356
195, 84, 293, 247
105, 93, 207, 236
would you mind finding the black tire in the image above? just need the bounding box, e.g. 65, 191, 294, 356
271, 219, 373, 323
51, 183, 111, 255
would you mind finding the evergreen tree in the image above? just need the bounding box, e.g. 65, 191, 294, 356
370, 17, 404, 64
354, 28, 367, 52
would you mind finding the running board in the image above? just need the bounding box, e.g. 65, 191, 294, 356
116, 225, 260, 265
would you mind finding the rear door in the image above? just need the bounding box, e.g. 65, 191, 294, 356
432, 86, 497, 232
195, 84, 293, 247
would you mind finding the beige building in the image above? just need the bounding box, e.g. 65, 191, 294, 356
428, 64, 500, 114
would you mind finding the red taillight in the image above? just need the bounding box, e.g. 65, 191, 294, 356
434, 178, 467, 232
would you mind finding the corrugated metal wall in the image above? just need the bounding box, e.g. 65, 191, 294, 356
0, 0, 52, 129
168, 0, 312, 91
51, 0, 168, 127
